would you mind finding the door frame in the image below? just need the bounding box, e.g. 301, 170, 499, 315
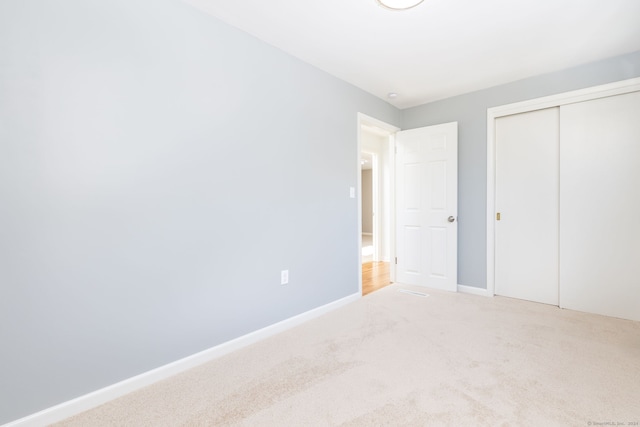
486, 77, 640, 297
357, 113, 400, 294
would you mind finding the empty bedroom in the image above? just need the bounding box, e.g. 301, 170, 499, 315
1, 0, 639, 425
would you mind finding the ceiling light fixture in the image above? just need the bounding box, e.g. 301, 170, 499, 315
376, 0, 424, 11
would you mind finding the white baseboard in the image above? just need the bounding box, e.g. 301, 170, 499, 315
4, 292, 361, 427
457, 284, 491, 297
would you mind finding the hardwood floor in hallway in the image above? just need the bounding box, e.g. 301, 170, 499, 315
362, 261, 391, 296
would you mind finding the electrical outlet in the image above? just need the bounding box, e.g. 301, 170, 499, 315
280, 270, 289, 285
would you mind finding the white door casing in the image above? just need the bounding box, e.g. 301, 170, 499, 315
395, 122, 458, 291
357, 113, 400, 290
494, 107, 559, 305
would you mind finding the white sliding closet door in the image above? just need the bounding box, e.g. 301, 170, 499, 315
495, 108, 559, 305
559, 91, 640, 321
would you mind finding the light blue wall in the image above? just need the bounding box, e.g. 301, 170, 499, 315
0, 0, 400, 423
403, 50, 640, 289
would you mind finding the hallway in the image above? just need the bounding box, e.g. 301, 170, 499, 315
362, 234, 390, 295
362, 261, 391, 296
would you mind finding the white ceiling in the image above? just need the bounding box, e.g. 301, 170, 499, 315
182, 0, 640, 109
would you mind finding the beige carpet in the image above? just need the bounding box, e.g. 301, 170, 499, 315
56, 284, 640, 426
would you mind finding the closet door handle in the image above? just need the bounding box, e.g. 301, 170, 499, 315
447, 216, 455, 223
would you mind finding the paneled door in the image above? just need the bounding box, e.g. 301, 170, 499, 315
559, 90, 640, 321
395, 122, 457, 291
495, 107, 559, 305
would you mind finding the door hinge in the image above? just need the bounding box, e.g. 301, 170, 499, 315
496, 212, 501, 221
395, 257, 398, 265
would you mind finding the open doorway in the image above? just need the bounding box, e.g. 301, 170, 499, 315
357, 114, 399, 296
361, 151, 375, 262
361, 149, 389, 295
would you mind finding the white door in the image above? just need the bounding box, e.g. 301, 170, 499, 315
559, 90, 640, 321
395, 122, 457, 291
495, 107, 559, 305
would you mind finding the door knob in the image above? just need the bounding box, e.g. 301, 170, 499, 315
448, 216, 455, 223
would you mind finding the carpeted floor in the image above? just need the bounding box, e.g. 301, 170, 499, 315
55, 284, 640, 426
